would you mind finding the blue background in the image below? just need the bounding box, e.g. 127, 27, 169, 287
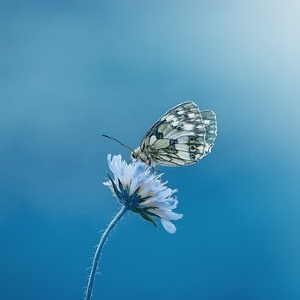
1, 1, 300, 299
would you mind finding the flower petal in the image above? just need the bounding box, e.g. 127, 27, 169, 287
161, 220, 177, 234
148, 209, 183, 221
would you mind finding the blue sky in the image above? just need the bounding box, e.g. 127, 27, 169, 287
1, 1, 300, 299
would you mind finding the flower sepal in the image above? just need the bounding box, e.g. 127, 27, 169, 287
131, 206, 158, 227
106, 173, 124, 203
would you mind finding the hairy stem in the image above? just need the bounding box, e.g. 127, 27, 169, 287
85, 206, 127, 300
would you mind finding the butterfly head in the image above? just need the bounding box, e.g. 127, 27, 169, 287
131, 147, 151, 166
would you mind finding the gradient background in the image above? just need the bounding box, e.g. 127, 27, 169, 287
1, 1, 300, 299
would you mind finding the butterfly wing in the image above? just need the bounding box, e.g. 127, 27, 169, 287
140, 101, 217, 167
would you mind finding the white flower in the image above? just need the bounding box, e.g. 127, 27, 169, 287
104, 154, 183, 234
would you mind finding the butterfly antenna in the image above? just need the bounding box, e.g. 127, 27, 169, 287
102, 134, 135, 152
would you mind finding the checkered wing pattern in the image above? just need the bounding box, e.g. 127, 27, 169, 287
137, 101, 217, 167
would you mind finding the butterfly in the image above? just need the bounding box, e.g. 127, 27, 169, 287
130, 101, 217, 167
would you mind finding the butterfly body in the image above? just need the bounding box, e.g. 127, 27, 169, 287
131, 101, 217, 167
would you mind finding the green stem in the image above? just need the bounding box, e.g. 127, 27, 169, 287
85, 206, 127, 300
